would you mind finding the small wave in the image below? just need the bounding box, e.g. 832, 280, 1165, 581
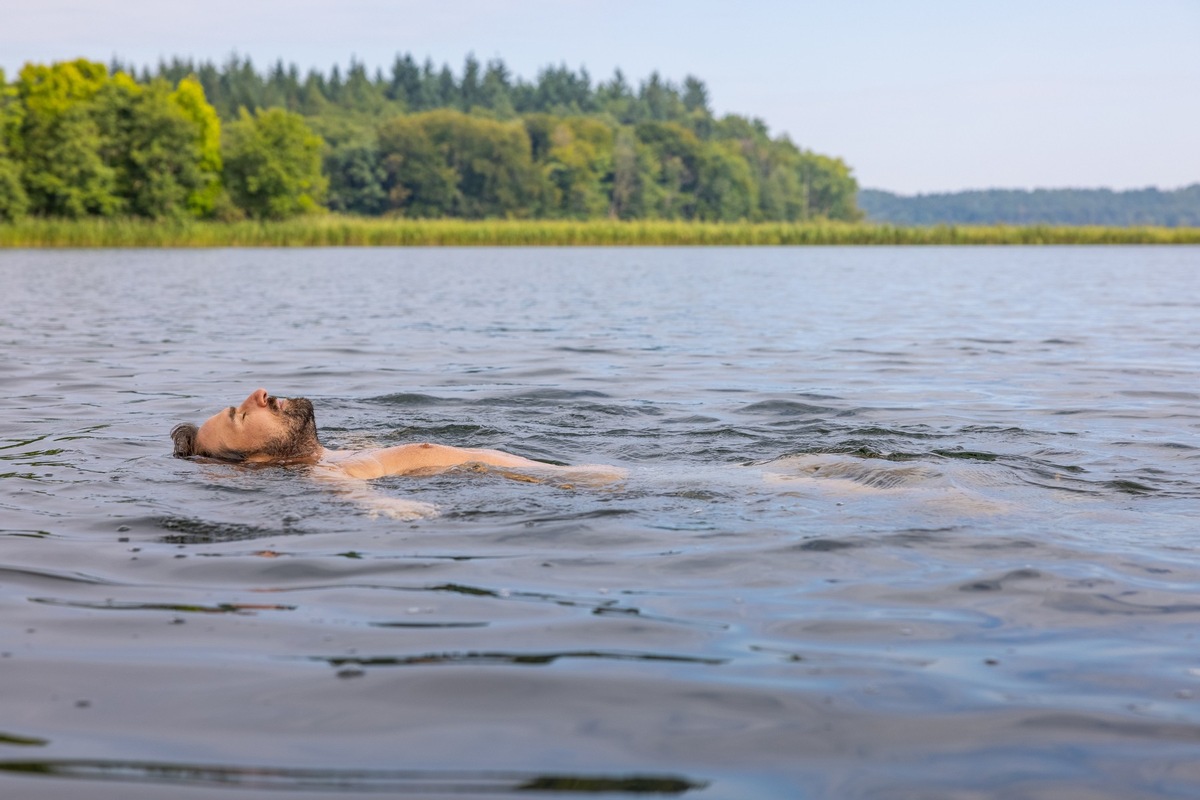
1104, 479, 1159, 495
378, 423, 504, 441
931, 448, 1000, 462
370, 620, 489, 628
1019, 713, 1200, 742
1116, 390, 1200, 401
500, 508, 637, 525
489, 388, 613, 403
156, 516, 303, 544
794, 537, 861, 552
0, 565, 120, 587
958, 568, 1044, 592
312, 649, 725, 667
0, 529, 52, 539
553, 345, 624, 355
0, 732, 47, 747
762, 454, 945, 490
29, 597, 295, 614
737, 399, 842, 417
1043, 592, 1200, 617
364, 392, 455, 406
0, 759, 709, 794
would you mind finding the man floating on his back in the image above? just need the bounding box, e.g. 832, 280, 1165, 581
172, 388, 621, 517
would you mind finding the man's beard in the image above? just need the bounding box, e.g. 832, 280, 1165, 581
261, 397, 320, 460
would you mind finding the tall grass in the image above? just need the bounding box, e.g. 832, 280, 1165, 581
3, 216, 1199, 247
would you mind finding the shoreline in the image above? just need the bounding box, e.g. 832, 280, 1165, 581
3, 217, 1199, 247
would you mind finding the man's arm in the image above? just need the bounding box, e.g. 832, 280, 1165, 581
330, 443, 553, 480
309, 445, 621, 521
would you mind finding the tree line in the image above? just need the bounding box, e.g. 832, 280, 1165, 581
0, 56, 861, 223
859, 186, 1200, 227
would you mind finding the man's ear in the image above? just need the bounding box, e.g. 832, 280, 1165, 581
171, 423, 199, 458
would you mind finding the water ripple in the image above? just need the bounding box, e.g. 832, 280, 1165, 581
0, 760, 708, 795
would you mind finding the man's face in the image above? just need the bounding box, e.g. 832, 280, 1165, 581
195, 388, 317, 462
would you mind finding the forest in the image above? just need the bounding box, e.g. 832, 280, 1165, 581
859, 186, 1200, 227
0, 55, 861, 223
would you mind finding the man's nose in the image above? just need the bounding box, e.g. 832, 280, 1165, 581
241, 388, 269, 411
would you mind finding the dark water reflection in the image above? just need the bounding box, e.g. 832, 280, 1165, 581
1, 246, 1199, 799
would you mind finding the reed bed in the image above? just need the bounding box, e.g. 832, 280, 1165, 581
3, 217, 1199, 247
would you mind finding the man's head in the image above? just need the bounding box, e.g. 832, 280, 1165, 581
172, 388, 320, 463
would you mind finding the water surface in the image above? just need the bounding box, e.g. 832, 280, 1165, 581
1, 246, 1199, 799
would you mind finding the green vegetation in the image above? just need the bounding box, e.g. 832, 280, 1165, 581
222, 107, 327, 218
9, 61, 223, 220
860, 185, 1200, 227
2, 217, 1196, 248
3, 55, 1193, 241
0, 55, 860, 227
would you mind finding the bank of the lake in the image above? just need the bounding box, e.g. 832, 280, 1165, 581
3, 216, 1200, 247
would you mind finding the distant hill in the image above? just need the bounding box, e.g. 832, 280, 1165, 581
859, 185, 1200, 227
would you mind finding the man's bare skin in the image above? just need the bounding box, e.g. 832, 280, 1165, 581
171, 389, 620, 512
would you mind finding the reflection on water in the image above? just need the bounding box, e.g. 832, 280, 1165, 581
1, 246, 1199, 798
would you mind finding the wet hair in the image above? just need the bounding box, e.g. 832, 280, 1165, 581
171, 397, 320, 463
171, 423, 201, 457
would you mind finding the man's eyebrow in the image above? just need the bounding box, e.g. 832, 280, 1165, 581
227, 406, 235, 421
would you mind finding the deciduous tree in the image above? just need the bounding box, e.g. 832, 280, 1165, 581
169, 76, 223, 215
0, 69, 27, 220
93, 75, 213, 218
380, 110, 538, 218
17, 60, 118, 217
222, 107, 327, 218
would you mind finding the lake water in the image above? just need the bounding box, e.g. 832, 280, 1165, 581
1, 245, 1198, 799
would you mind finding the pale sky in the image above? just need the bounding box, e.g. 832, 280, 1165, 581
3, 0, 1197, 194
